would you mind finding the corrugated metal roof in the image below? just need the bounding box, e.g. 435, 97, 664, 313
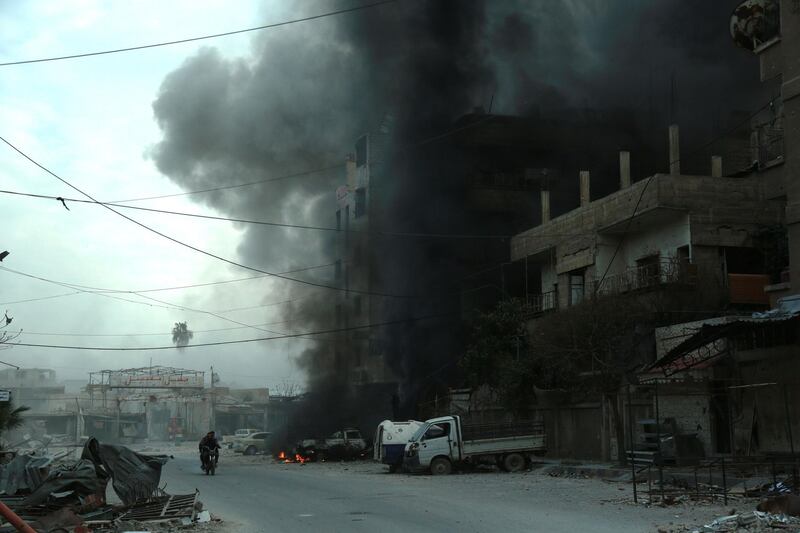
649, 294, 800, 371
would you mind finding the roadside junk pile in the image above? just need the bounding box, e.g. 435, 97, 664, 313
0, 437, 214, 532
692, 511, 800, 532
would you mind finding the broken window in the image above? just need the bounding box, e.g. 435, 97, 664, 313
355, 135, 368, 167
354, 187, 366, 218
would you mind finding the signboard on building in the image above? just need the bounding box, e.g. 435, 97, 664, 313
108, 372, 203, 389
0, 390, 10, 402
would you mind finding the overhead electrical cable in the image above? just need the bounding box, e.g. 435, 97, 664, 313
0, 189, 594, 240
19, 318, 298, 338
8, 312, 455, 351
0, 136, 439, 300
109, 165, 342, 203
0, 0, 396, 67
111, 114, 499, 204
0, 262, 334, 295
0, 291, 82, 305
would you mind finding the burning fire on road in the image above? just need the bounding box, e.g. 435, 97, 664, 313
276, 451, 309, 464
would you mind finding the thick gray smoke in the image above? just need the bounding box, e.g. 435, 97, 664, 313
151, 0, 767, 422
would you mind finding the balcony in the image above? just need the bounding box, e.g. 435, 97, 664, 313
596, 259, 697, 297
523, 290, 558, 317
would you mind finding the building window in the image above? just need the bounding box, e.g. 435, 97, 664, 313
335, 259, 342, 281
355, 136, 368, 167
354, 188, 366, 218
354, 295, 362, 315
569, 270, 584, 306
336, 209, 341, 231
345, 206, 350, 232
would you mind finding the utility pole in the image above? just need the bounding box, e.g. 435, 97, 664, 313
210, 366, 215, 431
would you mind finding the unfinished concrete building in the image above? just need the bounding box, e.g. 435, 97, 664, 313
510, 165, 784, 317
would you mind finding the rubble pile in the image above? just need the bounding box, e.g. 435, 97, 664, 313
0, 438, 218, 533
692, 511, 800, 532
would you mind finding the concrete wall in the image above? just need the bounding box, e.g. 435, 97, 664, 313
512, 175, 782, 301
595, 214, 690, 280
657, 387, 714, 455
731, 345, 800, 455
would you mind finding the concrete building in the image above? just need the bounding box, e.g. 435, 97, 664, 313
647, 296, 800, 457
738, 0, 800, 300
510, 168, 784, 316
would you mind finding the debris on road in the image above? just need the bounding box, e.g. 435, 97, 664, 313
0, 439, 218, 533
692, 510, 800, 532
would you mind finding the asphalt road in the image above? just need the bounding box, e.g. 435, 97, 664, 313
158, 452, 725, 533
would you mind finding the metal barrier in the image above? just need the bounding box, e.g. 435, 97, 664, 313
631, 455, 800, 505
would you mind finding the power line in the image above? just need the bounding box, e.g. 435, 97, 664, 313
0, 265, 305, 307
0, 265, 324, 338
0, 1, 396, 67
109, 165, 342, 203
0, 261, 334, 295
8, 312, 454, 351
113, 113, 500, 204
0, 291, 82, 305
0, 189, 595, 240
595, 96, 779, 291
0, 135, 419, 300
18, 318, 297, 338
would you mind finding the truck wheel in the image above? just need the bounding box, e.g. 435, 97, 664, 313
502, 453, 525, 473
430, 457, 452, 476
244, 446, 257, 456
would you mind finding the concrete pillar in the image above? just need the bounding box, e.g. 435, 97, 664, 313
540, 189, 551, 224
557, 272, 570, 309
669, 124, 681, 175
619, 151, 631, 189
711, 155, 723, 177
781, 0, 800, 294
579, 171, 590, 207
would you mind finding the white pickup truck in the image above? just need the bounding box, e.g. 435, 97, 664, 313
404, 415, 546, 475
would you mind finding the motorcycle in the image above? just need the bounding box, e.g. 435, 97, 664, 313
200, 445, 216, 475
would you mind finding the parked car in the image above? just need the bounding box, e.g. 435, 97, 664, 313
404, 415, 546, 475
296, 428, 368, 461
233, 431, 273, 455
222, 428, 261, 449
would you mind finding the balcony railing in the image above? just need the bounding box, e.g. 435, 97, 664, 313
595, 259, 697, 297
524, 290, 558, 317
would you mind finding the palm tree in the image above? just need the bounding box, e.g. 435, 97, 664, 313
171, 322, 194, 347
0, 402, 29, 440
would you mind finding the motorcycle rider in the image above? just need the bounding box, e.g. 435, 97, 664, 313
198, 431, 221, 467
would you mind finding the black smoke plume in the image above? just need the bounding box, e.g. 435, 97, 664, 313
151, 0, 768, 432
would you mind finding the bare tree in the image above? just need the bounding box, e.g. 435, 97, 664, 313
171, 322, 194, 348
0, 310, 21, 351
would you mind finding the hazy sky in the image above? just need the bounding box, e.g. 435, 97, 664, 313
0, 1, 314, 391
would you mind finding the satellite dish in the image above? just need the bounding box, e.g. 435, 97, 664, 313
730, 0, 780, 52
